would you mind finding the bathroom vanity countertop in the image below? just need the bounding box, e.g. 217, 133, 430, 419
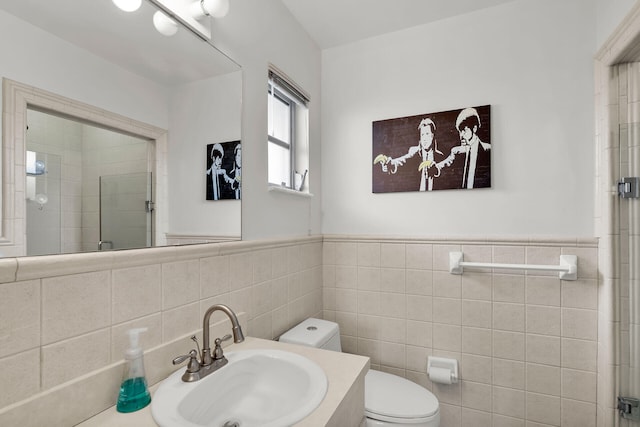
77, 336, 370, 427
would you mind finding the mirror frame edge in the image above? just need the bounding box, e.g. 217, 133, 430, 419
1, 78, 169, 257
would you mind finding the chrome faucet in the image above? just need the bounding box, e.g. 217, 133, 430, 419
172, 304, 244, 382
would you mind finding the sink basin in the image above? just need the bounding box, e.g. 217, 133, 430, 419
151, 349, 328, 427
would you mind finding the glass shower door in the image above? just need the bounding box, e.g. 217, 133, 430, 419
99, 172, 152, 250
619, 122, 640, 421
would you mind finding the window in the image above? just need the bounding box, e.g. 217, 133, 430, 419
268, 67, 309, 191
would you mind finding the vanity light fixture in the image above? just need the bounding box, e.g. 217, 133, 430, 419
147, 0, 229, 40
190, 0, 229, 19
111, 0, 231, 39
112, 0, 142, 12
153, 10, 179, 36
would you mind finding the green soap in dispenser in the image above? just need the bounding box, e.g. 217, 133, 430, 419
117, 327, 151, 413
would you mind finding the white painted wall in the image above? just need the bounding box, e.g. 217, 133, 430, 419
0, 10, 168, 128
168, 71, 242, 237
211, 0, 322, 240
6, 0, 629, 242
596, 0, 637, 49
321, 0, 597, 237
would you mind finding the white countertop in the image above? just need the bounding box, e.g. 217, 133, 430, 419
77, 337, 369, 427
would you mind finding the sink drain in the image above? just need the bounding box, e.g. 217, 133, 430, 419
222, 420, 240, 427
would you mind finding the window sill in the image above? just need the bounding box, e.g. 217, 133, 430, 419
268, 185, 314, 198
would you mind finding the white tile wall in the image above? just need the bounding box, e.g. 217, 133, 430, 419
26, 110, 84, 255
0, 237, 323, 426
0, 279, 40, 358
323, 236, 598, 427
0, 235, 600, 427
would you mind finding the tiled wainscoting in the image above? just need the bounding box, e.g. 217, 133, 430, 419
0, 235, 600, 427
322, 236, 599, 427
0, 237, 323, 426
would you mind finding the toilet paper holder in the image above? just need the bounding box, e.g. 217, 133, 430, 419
427, 356, 459, 384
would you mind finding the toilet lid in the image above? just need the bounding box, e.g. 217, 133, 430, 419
365, 370, 439, 422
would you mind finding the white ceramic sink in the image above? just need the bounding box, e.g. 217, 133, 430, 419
151, 349, 328, 427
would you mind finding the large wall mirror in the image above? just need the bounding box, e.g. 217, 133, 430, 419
0, 0, 242, 257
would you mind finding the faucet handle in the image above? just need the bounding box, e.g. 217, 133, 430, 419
172, 349, 200, 373
213, 334, 232, 360
216, 334, 232, 344
190, 335, 202, 358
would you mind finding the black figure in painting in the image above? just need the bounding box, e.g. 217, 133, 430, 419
206, 143, 232, 200
375, 118, 456, 191
228, 144, 241, 200
453, 107, 491, 189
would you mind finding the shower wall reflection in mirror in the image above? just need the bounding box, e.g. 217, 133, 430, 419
26, 150, 61, 255
26, 109, 153, 255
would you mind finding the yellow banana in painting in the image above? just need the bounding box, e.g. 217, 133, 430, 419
418, 160, 433, 171
373, 154, 389, 165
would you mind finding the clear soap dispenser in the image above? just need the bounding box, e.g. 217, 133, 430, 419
116, 327, 151, 413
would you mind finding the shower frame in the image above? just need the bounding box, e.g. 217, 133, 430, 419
595, 4, 640, 426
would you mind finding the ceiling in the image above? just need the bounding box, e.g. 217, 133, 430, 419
280, 0, 518, 49
0, 0, 519, 84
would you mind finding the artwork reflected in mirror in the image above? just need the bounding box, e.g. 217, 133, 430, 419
206, 141, 241, 201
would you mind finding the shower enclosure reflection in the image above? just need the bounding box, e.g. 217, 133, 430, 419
26, 151, 61, 256
25, 108, 154, 255
100, 172, 153, 251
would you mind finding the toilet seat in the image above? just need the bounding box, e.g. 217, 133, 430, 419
365, 370, 439, 424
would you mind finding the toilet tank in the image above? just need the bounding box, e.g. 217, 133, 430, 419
279, 318, 342, 352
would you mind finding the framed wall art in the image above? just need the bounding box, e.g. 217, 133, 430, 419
372, 105, 491, 193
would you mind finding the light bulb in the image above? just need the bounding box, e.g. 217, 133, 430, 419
153, 11, 179, 36
195, 0, 229, 18
112, 0, 142, 12
35, 194, 48, 205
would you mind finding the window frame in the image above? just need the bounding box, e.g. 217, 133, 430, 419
267, 66, 310, 192
268, 85, 296, 188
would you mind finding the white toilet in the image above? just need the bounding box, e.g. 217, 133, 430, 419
279, 318, 440, 427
